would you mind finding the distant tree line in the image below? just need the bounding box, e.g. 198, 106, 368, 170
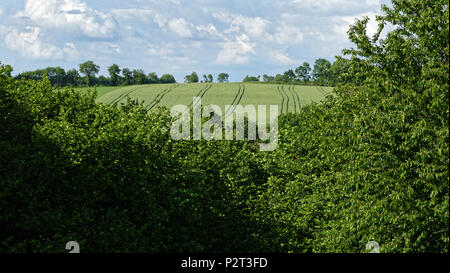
16, 61, 232, 87
15, 61, 178, 87
184, 72, 229, 83
15, 57, 356, 88
244, 57, 359, 87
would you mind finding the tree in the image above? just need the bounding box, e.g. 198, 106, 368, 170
185, 72, 199, 83
108, 64, 121, 86
295, 62, 312, 83
283, 69, 296, 82
257, 0, 449, 253
1, 64, 12, 77
160, 74, 176, 83
262, 74, 275, 82
79, 61, 100, 86
43, 67, 66, 87
97, 75, 110, 86
243, 75, 260, 82
122, 68, 133, 85
217, 73, 229, 83
54, 67, 66, 87
208, 74, 213, 83
147, 72, 159, 84
274, 74, 284, 83
328, 57, 353, 86
312, 58, 331, 85
202, 74, 208, 83
133, 69, 147, 85
66, 69, 81, 87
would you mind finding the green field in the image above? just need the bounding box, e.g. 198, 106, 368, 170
74, 86, 122, 98
82, 83, 334, 116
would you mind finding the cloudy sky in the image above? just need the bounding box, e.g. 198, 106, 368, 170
0, 0, 389, 82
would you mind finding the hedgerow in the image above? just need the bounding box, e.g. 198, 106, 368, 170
0, 0, 448, 253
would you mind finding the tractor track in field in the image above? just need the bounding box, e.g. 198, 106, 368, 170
292, 85, 302, 110
280, 85, 290, 113
225, 84, 245, 117
146, 84, 179, 111
226, 85, 242, 115
108, 86, 140, 105
286, 85, 298, 113
315, 86, 327, 95
188, 84, 213, 109
318, 86, 333, 96
276, 85, 285, 114
234, 84, 246, 108
322, 86, 334, 96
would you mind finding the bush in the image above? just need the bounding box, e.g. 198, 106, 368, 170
0, 0, 447, 253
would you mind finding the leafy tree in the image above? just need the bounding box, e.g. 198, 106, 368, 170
133, 69, 147, 85
147, 72, 159, 84
208, 74, 213, 83
283, 69, 296, 82
66, 69, 81, 87
79, 61, 100, 87
160, 74, 176, 83
262, 74, 274, 82
295, 62, 312, 83
108, 64, 121, 86
274, 74, 284, 83
312, 58, 331, 85
327, 57, 355, 86
1, 64, 12, 77
217, 73, 229, 83
184, 72, 199, 83
255, 0, 449, 253
122, 68, 133, 85
202, 74, 208, 83
242, 75, 260, 82
97, 75, 110, 86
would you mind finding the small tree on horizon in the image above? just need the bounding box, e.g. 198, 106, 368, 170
184, 72, 199, 83
79, 61, 100, 87
217, 73, 229, 83
108, 64, 121, 86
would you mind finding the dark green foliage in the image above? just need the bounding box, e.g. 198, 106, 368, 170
252, 0, 449, 252
79, 61, 100, 87
217, 73, 229, 83
0, 0, 447, 253
0, 66, 264, 252
16, 64, 176, 88
243, 75, 260, 82
159, 74, 176, 84
184, 72, 199, 83
108, 64, 121, 86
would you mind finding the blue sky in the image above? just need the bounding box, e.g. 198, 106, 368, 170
0, 0, 388, 82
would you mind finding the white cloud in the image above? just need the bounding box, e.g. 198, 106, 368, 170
167, 18, 193, 38
273, 23, 304, 45
332, 12, 380, 40
146, 44, 175, 57
17, 0, 117, 39
288, 0, 380, 16
196, 24, 224, 39
152, 13, 168, 28
0, 25, 11, 36
4, 27, 77, 60
216, 34, 255, 65
89, 43, 122, 55
110, 8, 154, 22
270, 51, 298, 65
212, 11, 271, 39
